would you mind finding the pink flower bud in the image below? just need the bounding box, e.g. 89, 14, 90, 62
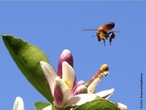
57, 49, 73, 78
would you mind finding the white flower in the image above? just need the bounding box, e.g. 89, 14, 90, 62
41, 61, 101, 109
41, 49, 127, 110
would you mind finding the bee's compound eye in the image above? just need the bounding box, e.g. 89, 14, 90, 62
110, 22, 115, 27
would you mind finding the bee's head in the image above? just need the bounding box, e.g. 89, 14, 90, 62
107, 22, 115, 29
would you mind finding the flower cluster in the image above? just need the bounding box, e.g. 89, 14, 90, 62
13, 49, 127, 110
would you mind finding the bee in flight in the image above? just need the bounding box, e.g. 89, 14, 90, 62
83, 22, 118, 46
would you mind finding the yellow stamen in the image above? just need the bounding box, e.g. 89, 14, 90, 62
91, 88, 96, 93
86, 64, 109, 87
100, 64, 109, 72
62, 78, 72, 90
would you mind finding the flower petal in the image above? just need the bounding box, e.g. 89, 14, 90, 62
13, 97, 24, 110
40, 61, 57, 96
42, 105, 53, 110
72, 80, 85, 94
69, 80, 86, 98
73, 80, 85, 90
65, 94, 100, 107
96, 88, 114, 99
54, 77, 70, 108
74, 85, 88, 95
115, 102, 128, 110
62, 61, 75, 90
57, 49, 73, 77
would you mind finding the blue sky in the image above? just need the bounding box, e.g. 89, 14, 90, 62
0, 2, 146, 110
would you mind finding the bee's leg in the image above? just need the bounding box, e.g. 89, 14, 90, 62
105, 33, 110, 40
103, 39, 106, 46
109, 32, 115, 45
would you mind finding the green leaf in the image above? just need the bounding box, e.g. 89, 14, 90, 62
2, 34, 53, 102
75, 99, 120, 110
34, 101, 51, 110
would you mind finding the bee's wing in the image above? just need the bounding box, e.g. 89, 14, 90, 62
82, 28, 97, 31
82, 28, 97, 38
109, 30, 120, 33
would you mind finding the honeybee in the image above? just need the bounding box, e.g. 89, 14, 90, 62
83, 22, 117, 46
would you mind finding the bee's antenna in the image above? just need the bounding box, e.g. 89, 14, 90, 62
90, 35, 95, 38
